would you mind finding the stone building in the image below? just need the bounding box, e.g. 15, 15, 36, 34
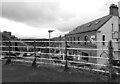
65, 4, 120, 67
1, 31, 30, 56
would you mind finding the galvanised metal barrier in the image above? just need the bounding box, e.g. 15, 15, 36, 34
0, 39, 120, 82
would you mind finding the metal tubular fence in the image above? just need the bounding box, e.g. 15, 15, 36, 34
0, 40, 120, 81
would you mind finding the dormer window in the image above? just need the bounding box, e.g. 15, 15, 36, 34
75, 27, 78, 30
95, 21, 100, 25
87, 23, 92, 27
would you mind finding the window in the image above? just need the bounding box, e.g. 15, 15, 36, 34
67, 37, 69, 41
73, 50, 77, 55
112, 24, 114, 32
102, 35, 105, 45
82, 52, 88, 61
74, 37, 75, 44
70, 37, 72, 44
15, 42, 19, 51
84, 36, 87, 45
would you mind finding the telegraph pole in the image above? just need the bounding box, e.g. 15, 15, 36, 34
108, 40, 114, 81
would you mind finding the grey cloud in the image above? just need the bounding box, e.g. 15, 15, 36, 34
2, 2, 59, 22
2, 1, 76, 32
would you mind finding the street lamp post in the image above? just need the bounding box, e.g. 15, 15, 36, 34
48, 30, 54, 58
6, 38, 11, 64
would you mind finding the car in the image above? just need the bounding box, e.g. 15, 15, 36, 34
51, 55, 62, 63
23, 53, 33, 57
66, 56, 73, 61
112, 60, 120, 73
112, 60, 120, 66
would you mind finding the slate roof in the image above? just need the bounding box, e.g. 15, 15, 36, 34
68, 15, 113, 35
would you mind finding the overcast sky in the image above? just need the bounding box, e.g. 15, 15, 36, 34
0, 0, 120, 39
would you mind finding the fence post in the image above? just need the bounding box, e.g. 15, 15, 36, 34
32, 40, 37, 67
5, 39, 11, 64
64, 34, 69, 71
108, 40, 114, 81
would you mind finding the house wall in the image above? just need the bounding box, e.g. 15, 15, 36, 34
118, 2, 120, 57
118, 1, 120, 17
0, 31, 2, 56
66, 31, 97, 64
118, 4, 120, 58
2, 31, 28, 53
118, 15, 120, 59
97, 16, 120, 68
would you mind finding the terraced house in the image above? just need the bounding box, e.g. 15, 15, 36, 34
1, 31, 30, 57
66, 3, 120, 68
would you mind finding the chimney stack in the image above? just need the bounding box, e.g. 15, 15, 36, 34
118, 1, 120, 17
109, 4, 119, 16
